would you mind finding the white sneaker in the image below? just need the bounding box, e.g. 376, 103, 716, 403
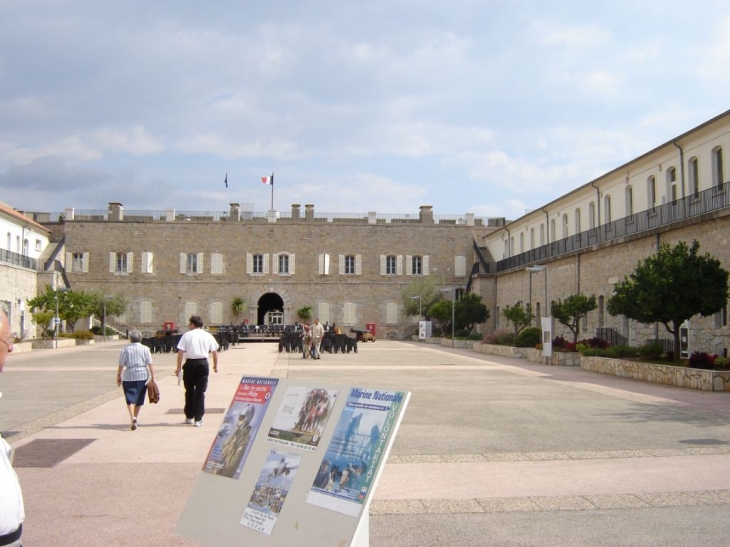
194, 420, 204, 427
184, 418, 194, 425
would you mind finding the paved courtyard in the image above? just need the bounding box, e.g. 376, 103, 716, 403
1, 339, 729, 546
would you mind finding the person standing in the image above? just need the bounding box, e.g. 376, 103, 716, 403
116, 330, 155, 430
0, 308, 24, 547
310, 318, 324, 359
301, 323, 311, 359
176, 316, 219, 427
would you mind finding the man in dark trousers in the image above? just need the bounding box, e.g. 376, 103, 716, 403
176, 315, 219, 427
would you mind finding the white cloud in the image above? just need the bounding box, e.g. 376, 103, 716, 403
94, 127, 164, 156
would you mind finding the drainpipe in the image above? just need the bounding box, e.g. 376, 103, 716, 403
673, 140, 686, 198
590, 182, 601, 226
541, 207, 550, 244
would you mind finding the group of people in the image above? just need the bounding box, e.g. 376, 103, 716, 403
299, 318, 325, 359
117, 315, 220, 429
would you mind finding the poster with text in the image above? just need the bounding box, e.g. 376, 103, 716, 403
306, 387, 407, 517
267, 387, 338, 451
240, 450, 301, 536
203, 377, 279, 479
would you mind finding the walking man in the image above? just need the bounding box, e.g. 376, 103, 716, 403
0, 308, 25, 546
310, 317, 324, 359
176, 316, 219, 427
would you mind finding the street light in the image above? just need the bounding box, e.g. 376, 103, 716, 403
54, 287, 69, 349
102, 295, 113, 342
526, 265, 549, 364
440, 287, 456, 343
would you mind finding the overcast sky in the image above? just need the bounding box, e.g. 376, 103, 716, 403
1, 1, 729, 219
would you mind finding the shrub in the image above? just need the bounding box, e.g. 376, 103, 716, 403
483, 329, 511, 345
72, 330, 95, 340
639, 341, 664, 360
91, 326, 115, 335
688, 351, 717, 369
515, 327, 541, 348
581, 345, 638, 358
552, 335, 568, 349
713, 357, 729, 370
465, 332, 483, 341
455, 329, 471, 339
579, 337, 610, 349
497, 332, 516, 346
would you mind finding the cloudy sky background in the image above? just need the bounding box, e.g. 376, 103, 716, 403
1, 1, 729, 220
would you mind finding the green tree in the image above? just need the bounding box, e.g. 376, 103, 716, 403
455, 293, 489, 333
231, 297, 246, 323
27, 285, 74, 338
607, 240, 729, 362
61, 291, 94, 331
296, 305, 313, 323
31, 310, 55, 339
551, 293, 597, 344
428, 300, 452, 337
89, 292, 129, 333
401, 277, 444, 319
502, 302, 534, 335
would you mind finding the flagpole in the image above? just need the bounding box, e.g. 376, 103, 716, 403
271, 172, 274, 211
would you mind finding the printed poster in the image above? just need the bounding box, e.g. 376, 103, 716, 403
267, 387, 338, 451
203, 376, 279, 479
240, 450, 301, 536
306, 387, 407, 517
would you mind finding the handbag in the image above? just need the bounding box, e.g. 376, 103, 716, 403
147, 379, 160, 404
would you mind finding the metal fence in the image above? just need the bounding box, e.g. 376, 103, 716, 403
0, 248, 37, 270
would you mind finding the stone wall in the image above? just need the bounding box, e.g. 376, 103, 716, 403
581, 356, 730, 392
0, 262, 38, 339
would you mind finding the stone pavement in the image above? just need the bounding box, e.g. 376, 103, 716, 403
1, 339, 729, 546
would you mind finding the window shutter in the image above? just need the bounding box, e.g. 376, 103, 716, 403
320, 253, 330, 275
387, 303, 398, 324
180, 253, 186, 274
397, 255, 403, 275
82, 252, 89, 273
423, 255, 429, 276
455, 256, 466, 277
339, 255, 345, 275
211, 253, 223, 275
344, 302, 356, 325
318, 303, 330, 325
140, 301, 152, 324
263, 254, 269, 274
109, 252, 116, 273
290, 254, 295, 275
406, 255, 413, 275
272, 253, 279, 274
66, 252, 72, 270
380, 255, 386, 275
319, 254, 325, 275
246, 253, 253, 274
196, 253, 204, 274
210, 302, 223, 324
355, 255, 362, 275
127, 252, 134, 273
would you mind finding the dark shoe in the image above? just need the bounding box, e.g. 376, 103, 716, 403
131, 418, 138, 431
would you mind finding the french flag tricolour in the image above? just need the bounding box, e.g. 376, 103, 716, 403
261, 173, 274, 185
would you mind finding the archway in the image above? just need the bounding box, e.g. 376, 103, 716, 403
257, 293, 284, 325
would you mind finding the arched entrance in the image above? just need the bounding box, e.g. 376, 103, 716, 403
257, 293, 284, 325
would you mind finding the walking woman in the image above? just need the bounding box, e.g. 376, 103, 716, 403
116, 330, 155, 430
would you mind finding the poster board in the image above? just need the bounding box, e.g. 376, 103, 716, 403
176, 376, 410, 547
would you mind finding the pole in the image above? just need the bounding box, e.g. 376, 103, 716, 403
103, 299, 106, 343
528, 272, 533, 326
54, 291, 59, 349
451, 289, 455, 342
270, 172, 274, 211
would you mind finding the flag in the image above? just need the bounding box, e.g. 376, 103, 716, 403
261, 172, 274, 185
224, 173, 228, 188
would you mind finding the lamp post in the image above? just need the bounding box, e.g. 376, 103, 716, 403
440, 287, 456, 343
102, 295, 113, 342
54, 287, 69, 349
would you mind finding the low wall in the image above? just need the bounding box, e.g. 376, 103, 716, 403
11, 342, 33, 354
581, 356, 730, 392
525, 349, 581, 366
472, 343, 530, 359
31, 339, 77, 349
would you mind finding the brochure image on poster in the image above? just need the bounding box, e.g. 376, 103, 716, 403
203, 377, 279, 479
267, 387, 338, 451
240, 450, 302, 536
307, 387, 406, 517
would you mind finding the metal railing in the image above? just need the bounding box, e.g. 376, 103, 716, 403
0, 248, 37, 270
498, 181, 730, 272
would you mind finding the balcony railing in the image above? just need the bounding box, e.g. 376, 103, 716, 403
0, 248, 37, 270
497, 180, 730, 272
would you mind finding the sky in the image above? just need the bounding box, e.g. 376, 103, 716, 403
1, 1, 729, 220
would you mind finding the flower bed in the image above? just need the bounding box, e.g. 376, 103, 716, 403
581, 356, 730, 392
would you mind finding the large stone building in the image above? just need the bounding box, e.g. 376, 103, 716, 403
7, 108, 730, 356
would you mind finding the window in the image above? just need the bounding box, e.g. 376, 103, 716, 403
386, 303, 398, 324
70, 252, 89, 273
109, 252, 133, 274
598, 296, 604, 328
35, 239, 41, 251
210, 302, 223, 324
519, 233, 524, 253
318, 253, 330, 275
625, 186, 633, 216
343, 302, 356, 325
210, 253, 224, 275
667, 167, 677, 201
455, 288, 465, 300
647, 176, 656, 208
405, 255, 429, 276
540, 224, 545, 245
712, 146, 724, 187
386, 255, 397, 275
247, 253, 269, 274
412, 256, 422, 275
5, 233, 9, 251
550, 219, 556, 242
530, 228, 535, 249
574, 209, 581, 233
141, 252, 154, 274
562, 214, 568, 238
604, 195, 612, 224
274, 253, 295, 275
180, 253, 203, 274
339, 254, 361, 275
689, 157, 699, 196
140, 301, 153, 324
454, 256, 466, 277
380, 255, 402, 275
589, 202, 596, 229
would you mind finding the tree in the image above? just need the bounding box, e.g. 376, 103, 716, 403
401, 277, 444, 319
61, 291, 94, 330
231, 297, 246, 323
551, 293, 597, 344
607, 240, 728, 362
27, 285, 73, 338
455, 293, 489, 333
502, 302, 533, 335
89, 293, 129, 333
428, 300, 452, 336
296, 306, 313, 323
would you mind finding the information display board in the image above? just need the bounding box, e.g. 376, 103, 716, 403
176, 376, 410, 547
